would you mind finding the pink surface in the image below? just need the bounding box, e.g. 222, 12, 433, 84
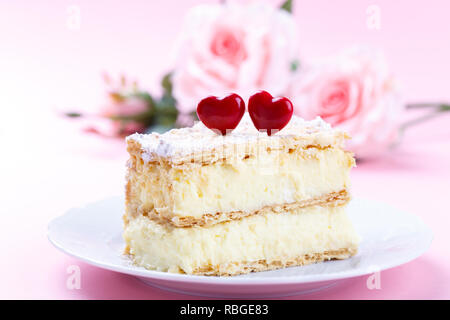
1, 0, 449, 299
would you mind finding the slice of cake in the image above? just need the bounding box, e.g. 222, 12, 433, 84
123, 114, 359, 276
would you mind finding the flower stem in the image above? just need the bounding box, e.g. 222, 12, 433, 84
400, 103, 450, 132
406, 103, 450, 110
400, 111, 443, 132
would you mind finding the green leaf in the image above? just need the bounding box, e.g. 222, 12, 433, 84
154, 113, 177, 127
290, 60, 299, 71
128, 91, 155, 108
440, 104, 450, 111
161, 72, 173, 96
108, 109, 154, 124
152, 70, 179, 129
280, 0, 293, 13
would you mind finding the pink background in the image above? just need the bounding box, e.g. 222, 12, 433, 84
1, 0, 449, 299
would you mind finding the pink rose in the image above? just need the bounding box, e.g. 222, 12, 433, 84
172, 2, 298, 113
289, 47, 404, 159
97, 95, 148, 136
83, 116, 146, 138
84, 74, 150, 137
100, 95, 149, 118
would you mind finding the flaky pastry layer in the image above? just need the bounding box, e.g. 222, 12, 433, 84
123, 205, 360, 276
126, 113, 349, 166
125, 143, 354, 226
126, 189, 350, 228
191, 248, 357, 276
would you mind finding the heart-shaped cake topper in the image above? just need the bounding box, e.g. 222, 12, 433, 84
197, 93, 246, 135
248, 90, 294, 136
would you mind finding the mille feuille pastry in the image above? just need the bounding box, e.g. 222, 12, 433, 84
123, 92, 359, 276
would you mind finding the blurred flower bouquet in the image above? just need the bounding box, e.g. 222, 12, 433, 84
67, 72, 179, 136
67, 0, 449, 159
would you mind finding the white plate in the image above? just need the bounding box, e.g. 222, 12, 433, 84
48, 197, 432, 298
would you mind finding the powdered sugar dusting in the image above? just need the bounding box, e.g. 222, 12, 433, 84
127, 113, 339, 162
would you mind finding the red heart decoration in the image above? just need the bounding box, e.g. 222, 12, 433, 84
248, 90, 293, 136
197, 93, 245, 135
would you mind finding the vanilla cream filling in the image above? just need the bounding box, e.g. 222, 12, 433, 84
123, 205, 359, 274
127, 147, 354, 220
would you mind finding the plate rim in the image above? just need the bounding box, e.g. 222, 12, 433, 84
47, 196, 433, 286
